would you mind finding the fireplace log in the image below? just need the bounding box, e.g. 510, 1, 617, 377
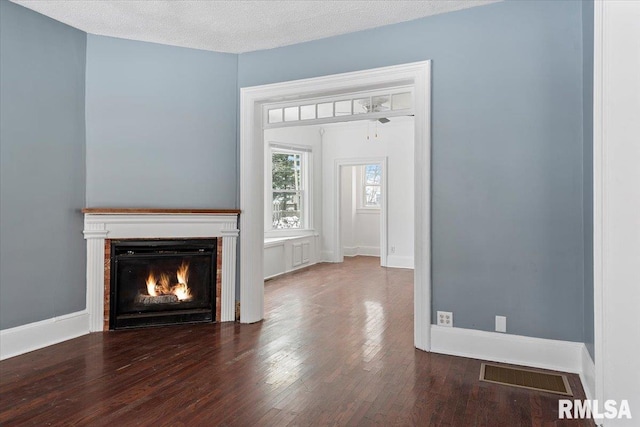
135, 294, 179, 305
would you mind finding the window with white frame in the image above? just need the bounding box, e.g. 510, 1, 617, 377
269, 145, 310, 230
360, 164, 382, 209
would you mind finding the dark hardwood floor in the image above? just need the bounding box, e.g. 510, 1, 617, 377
0, 257, 592, 426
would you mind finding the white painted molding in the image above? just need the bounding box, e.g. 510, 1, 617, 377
241, 61, 431, 346
343, 246, 358, 257
0, 311, 89, 360
431, 325, 586, 375
580, 346, 596, 401
386, 255, 414, 269
83, 213, 239, 330
593, 1, 640, 415
221, 224, 238, 322
343, 246, 380, 257
593, 0, 604, 405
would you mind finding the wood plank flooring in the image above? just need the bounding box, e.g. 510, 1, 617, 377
0, 257, 592, 426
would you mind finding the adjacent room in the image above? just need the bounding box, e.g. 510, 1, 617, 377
2, 0, 638, 425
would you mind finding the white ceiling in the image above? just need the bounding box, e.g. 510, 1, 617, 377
11, 0, 500, 54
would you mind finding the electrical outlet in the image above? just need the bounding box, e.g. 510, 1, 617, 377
437, 311, 453, 327
495, 315, 506, 333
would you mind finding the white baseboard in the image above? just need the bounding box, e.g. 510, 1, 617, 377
579, 345, 596, 400
356, 246, 379, 256
264, 260, 319, 280
386, 255, 414, 269
0, 310, 90, 360
431, 325, 587, 376
343, 246, 358, 257
343, 246, 379, 257
321, 251, 334, 262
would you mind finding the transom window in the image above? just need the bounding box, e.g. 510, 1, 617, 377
265, 88, 413, 127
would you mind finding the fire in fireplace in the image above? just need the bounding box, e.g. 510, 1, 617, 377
110, 239, 217, 329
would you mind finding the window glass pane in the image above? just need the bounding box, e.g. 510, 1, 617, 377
353, 98, 371, 114
371, 95, 391, 112
272, 153, 302, 190
334, 100, 351, 116
364, 186, 381, 207
300, 104, 316, 120
284, 107, 299, 122
272, 192, 303, 229
268, 108, 283, 123
392, 92, 412, 110
365, 164, 382, 185
317, 102, 334, 118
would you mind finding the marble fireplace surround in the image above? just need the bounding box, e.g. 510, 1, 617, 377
82, 208, 240, 331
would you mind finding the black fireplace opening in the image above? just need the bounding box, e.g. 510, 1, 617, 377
110, 239, 217, 330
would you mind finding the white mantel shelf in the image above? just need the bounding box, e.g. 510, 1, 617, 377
82, 209, 240, 332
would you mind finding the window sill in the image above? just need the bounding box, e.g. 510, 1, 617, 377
265, 229, 317, 241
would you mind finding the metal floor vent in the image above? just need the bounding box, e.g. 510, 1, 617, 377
479, 363, 573, 396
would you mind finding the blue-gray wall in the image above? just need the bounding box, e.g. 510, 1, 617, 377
582, 0, 595, 360
85, 35, 238, 208
239, 0, 586, 342
0, 0, 86, 329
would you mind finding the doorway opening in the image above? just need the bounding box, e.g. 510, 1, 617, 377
337, 161, 387, 266
240, 61, 431, 351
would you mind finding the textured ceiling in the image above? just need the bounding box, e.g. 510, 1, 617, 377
10, 0, 500, 54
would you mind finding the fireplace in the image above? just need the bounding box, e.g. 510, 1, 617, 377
83, 208, 239, 332
110, 239, 217, 329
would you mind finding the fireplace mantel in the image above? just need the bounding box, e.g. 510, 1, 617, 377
83, 209, 239, 332
82, 208, 241, 215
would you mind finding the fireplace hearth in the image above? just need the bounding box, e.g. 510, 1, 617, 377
110, 239, 217, 329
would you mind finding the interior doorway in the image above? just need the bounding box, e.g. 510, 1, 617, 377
336, 160, 387, 267
240, 61, 432, 351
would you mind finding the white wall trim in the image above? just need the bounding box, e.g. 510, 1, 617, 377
592, 0, 605, 406
593, 1, 640, 416
580, 345, 596, 401
343, 246, 380, 257
431, 325, 588, 376
0, 311, 90, 360
386, 255, 414, 269
241, 61, 431, 353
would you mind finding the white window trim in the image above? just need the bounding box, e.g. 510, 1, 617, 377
265, 142, 314, 238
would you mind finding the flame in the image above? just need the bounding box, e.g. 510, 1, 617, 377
176, 262, 189, 286
158, 273, 171, 295
173, 262, 191, 301
146, 272, 158, 296
172, 282, 192, 301
142, 262, 192, 301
